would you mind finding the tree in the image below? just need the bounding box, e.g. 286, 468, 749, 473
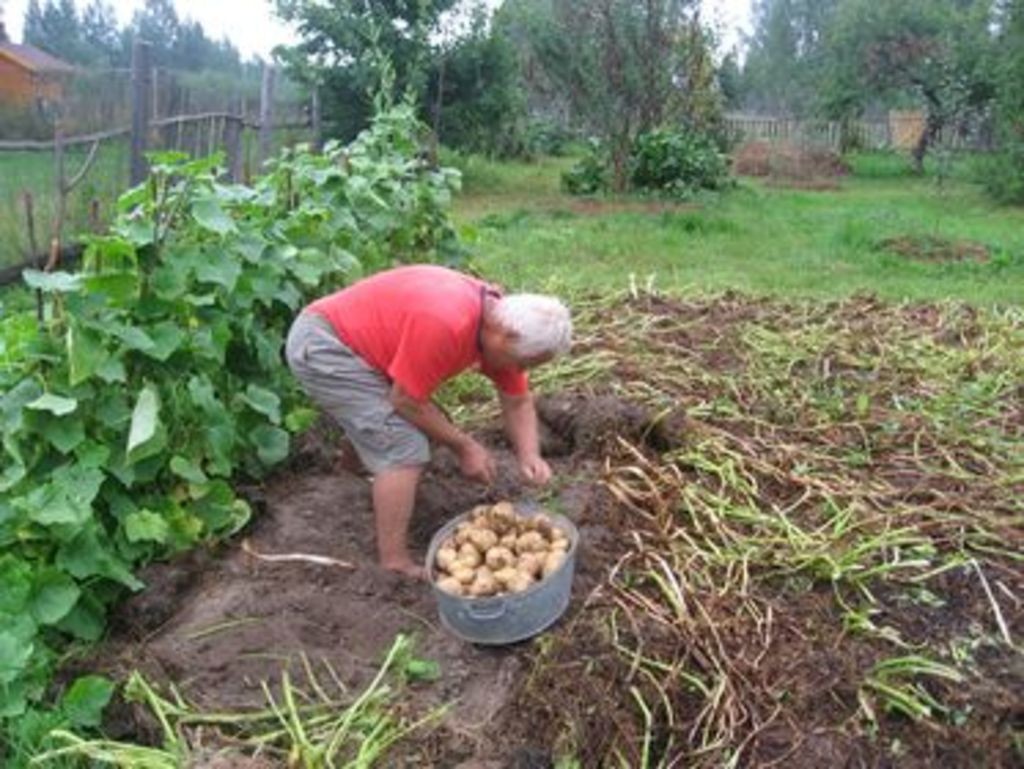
81, 0, 122, 66
500, 0, 715, 191
717, 50, 744, 111
23, 0, 88, 63
740, 0, 840, 115
428, 4, 525, 155
275, 0, 458, 140
821, 0, 996, 171
985, 0, 1024, 201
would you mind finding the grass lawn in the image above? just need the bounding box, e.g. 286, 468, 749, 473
450, 152, 1024, 306
0, 143, 132, 268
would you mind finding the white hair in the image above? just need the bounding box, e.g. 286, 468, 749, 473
492, 294, 572, 359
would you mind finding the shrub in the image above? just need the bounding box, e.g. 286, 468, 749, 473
981, 144, 1024, 205
562, 130, 731, 197
524, 119, 574, 157
630, 129, 731, 196
561, 139, 608, 195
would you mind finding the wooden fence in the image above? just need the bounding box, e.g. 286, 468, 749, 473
724, 112, 993, 152
0, 40, 315, 286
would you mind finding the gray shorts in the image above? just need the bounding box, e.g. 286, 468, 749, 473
285, 313, 430, 473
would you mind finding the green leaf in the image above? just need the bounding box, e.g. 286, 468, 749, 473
110, 324, 155, 353
206, 424, 236, 476
0, 556, 33, 615
26, 393, 78, 416
124, 510, 170, 544
57, 524, 143, 590
196, 256, 243, 291
0, 630, 34, 685
68, 324, 108, 386
193, 197, 237, 236
285, 407, 318, 433
83, 272, 139, 304
192, 482, 250, 535
97, 356, 128, 383
151, 261, 189, 300
144, 322, 186, 361
62, 675, 115, 728
127, 386, 165, 465
1, 379, 42, 433
22, 270, 82, 293
29, 569, 81, 625
95, 394, 132, 428
404, 658, 441, 682
75, 441, 111, 469
251, 425, 290, 466
20, 465, 105, 529
240, 385, 281, 424
117, 217, 155, 247
39, 414, 86, 454
170, 456, 208, 484
57, 594, 106, 642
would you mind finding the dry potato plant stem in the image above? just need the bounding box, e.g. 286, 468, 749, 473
510, 291, 1023, 767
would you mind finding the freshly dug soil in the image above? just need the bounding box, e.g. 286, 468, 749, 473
96, 397, 648, 765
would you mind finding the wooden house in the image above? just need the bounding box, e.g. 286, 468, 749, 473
0, 26, 76, 108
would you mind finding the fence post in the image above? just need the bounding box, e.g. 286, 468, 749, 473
311, 86, 322, 153
225, 116, 243, 183
130, 40, 153, 185
259, 64, 276, 167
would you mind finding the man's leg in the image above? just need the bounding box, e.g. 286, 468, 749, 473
373, 464, 426, 578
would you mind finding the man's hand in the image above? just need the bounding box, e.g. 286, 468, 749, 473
519, 453, 552, 486
458, 439, 497, 485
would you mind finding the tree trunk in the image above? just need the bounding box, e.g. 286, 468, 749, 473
911, 109, 944, 175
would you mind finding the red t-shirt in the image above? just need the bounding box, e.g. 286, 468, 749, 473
307, 265, 529, 402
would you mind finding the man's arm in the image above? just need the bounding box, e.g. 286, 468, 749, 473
390, 384, 496, 484
500, 391, 552, 485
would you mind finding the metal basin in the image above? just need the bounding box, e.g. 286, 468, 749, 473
425, 508, 579, 645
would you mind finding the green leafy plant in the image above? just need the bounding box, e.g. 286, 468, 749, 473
562, 129, 731, 198
629, 129, 731, 197
0, 105, 461, 725
561, 139, 608, 195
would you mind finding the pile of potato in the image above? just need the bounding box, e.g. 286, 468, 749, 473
433, 502, 571, 597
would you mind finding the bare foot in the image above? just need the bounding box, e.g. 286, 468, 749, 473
381, 561, 428, 580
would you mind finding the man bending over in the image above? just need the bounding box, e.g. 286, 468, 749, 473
285, 265, 572, 578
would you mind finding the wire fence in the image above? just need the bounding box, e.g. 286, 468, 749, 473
0, 40, 316, 275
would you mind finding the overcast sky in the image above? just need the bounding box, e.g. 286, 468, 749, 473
1, 0, 751, 60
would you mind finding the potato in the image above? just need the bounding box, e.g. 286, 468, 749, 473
530, 513, 556, 539
454, 522, 476, 546
468, 568, 499, 597
499, 532, 518, 549
467, 527, 499, 552
491, 501, 516, 521
470, 504, 492, 522
506, 571, 535, 593
457, 542, 483, 568
435, 546, 459, 572
542, 550, 567, 578
450, 565, 476, 584
550, 534, 570, 553
436, 576, 465, 595
515, 531, 548, 555
516, 552, 544, 579
485, 545, 517, 571
493, 566, 521, 587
